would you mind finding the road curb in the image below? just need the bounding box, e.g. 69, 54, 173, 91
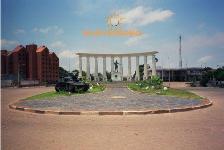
8, 99, 213, 115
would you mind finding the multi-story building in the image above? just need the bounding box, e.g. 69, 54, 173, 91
7, 45, 27, 79
1, 50, 8, 75
26, 44, 38, 80
1, 44, 59, 83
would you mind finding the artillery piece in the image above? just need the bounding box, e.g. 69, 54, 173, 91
55, 76, 89, 93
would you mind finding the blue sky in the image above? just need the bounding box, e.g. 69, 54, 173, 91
1, 0, 224, 74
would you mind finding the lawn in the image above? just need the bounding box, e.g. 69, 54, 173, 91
25, 84, 105, 100
128, 83, 202, 100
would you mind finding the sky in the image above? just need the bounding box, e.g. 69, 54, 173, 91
1, 0, 224, 75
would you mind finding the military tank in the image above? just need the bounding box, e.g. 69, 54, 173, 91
55, 76, 89, 93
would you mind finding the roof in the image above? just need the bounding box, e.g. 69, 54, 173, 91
1, 50, 8, 55
13, 45, 25, 53
76, 51, 158, 57
154, 67, 204, 71
49, 52, 58, 59
36, 46, 47, 52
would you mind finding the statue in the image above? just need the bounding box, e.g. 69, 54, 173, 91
114, 60, 119, 72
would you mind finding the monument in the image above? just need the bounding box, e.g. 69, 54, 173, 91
111, 60, 122, 81
75, 51, 158, 82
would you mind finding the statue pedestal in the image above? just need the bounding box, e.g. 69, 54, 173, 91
111, 71, 122, 82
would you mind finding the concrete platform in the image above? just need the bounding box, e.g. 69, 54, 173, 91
9, 88, 212, 115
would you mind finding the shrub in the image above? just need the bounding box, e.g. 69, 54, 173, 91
149, 76, 163, 89
138, 76, 163, 89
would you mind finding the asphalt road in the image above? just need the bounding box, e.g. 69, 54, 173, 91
1, 86, 224, 150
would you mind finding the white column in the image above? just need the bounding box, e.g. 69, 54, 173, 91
143, 55, 148, 80
103, 56, 107, 81
135, 56, 140, 81
78, 55, 82, 78
111, 56, 114, 73
152, 54, 156, 77
128, 56, 131, 81
119, 56, 123, 80
94, 56, 98, 81
86, 56, 90, 80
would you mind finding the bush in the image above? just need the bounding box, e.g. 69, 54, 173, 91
138, 76, 163, 89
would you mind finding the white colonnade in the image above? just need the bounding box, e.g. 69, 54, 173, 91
76, 51, 158, 81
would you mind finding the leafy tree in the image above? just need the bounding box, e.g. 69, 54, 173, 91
106, 71, 111, 80
90, 74, 94, 81
72, 70, 79, 79
71, 70, 87, 80
98, 72, 103, 81
59, 67, 69, 78
139, 64, 144, 80
133, 64, 144, 80
132, 71, 136, 80
214, 66, 224, 81
200, 67, 214, 86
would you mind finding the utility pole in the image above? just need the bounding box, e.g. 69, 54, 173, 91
168, 56, 171, 87
69, 58, 71, 73
161, 61, 164, 81
179, 35, 182, 68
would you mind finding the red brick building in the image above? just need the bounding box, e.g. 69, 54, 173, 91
26, 44, 38, 80
1, 44, 59, 83
1, 50, 8, 75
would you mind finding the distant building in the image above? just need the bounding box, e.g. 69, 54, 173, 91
148, 67, 203, 81
1, 50, 8, 75
1, 44, 59, 83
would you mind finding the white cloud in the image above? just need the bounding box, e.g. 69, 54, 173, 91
58, 50, 76, 59
120, 6, 174, 26
198, 55, 213, 64
0, 39, 19, 49
14, 29, 26, 34
50, 41, 66, 49
33, 26, 64, 35
125, 34, 148, 46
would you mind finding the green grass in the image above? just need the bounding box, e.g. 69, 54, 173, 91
89, 84, 105, 93
128, 83, 202, 100
25, 84, 105, 100
25, 91, 71, 100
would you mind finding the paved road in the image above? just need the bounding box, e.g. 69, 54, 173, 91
1, 87, 224, 150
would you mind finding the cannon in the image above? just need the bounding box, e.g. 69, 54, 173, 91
55, 76, 89, 93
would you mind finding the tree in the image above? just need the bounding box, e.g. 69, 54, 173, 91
139, 64, 144, 80
71, 70, 87, 80
59, 67, 69, 78
214, 66, 224, 81
98, 73, 103, 81
200, 67, 214, 86
133, 65, 144, 80
106, 71, 111, 80
72, 70, 79, 79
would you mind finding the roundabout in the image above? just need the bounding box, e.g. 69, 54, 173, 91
9, 87, 212, 115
